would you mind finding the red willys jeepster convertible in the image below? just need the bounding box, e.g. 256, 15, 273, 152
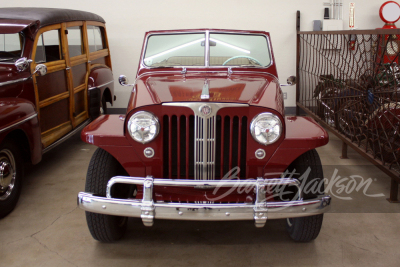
78, 29, 331, 242
0, 8, 114, 218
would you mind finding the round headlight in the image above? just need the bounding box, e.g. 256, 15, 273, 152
250, 112, 282, 145
127, 111, 160, 144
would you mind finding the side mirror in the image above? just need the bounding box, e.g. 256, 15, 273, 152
280, 76, 297, 86
119, 75, 134, 86
34, 64, 47, 76
287, 76, 296, 85
15, 57, 33, 72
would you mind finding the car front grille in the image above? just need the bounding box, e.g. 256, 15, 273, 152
162, 103, 248, 180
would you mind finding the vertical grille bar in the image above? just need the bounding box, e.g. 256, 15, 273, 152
186, 116, 190, 178
177, 115, 181, 178
240, 116, 248, 178
229, 116, 234, 171
220, 115, 225, 179
168, 116, 172, 178
237, 116, 242, 175
163, 115, 169, 178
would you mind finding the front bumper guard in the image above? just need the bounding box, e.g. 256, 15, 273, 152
77, 176, 331, 228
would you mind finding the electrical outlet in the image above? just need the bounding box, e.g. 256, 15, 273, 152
283, 92, 287, 99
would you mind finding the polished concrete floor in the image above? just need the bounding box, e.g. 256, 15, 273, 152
1, 130, 400, 267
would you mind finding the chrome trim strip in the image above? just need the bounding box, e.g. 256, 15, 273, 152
78, 176, 331, 226
43, 119, 91, 154
0, 113, 37, 134
88, 80, 114, 90
0, 77, 30, 87
205, 30, 210, 67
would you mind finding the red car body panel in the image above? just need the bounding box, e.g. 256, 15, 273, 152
81, 29, 329, 202
0, 98, 41, 164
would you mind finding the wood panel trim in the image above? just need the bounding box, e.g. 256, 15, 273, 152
74, 83, 86, 93
89, 49, 109, 61
41, 121, 73, 148
39, 91, 70, 108
46, 63, 67, 73
61, 22, 76, 128
75, 111, 88, 125
66, 21, 83, 27
30, 24, 63, 120
70, 54, 87, 66
86, 21, 106, 27
82, 22, 90, 118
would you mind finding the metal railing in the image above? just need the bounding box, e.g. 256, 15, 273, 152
296, 20, 400, 202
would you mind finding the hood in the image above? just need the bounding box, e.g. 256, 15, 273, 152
131, 73, 284, 115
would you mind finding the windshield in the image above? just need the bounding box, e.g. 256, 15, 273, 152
0, 33, 23, 61
143, 32, 271, 68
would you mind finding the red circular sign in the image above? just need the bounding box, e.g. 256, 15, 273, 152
380, 1, 400, 24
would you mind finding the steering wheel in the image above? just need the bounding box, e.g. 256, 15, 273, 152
222, 56, 263, 66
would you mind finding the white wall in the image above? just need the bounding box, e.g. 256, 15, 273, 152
3, 0, 386, 108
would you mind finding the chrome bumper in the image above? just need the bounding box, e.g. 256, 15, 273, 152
77, 176, 331, 228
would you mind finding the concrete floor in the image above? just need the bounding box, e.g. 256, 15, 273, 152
1, 130, 400, 267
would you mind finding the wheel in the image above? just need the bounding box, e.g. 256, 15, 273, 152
0, 140, 23, 218
284, 149, 324, 242
85, 148, 132, 242
100, 96, 107, 115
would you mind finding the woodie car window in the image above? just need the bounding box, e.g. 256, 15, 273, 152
35, 30, 62, 63
0, 33, 23, 59
87, 26, 105, 53
67, 26, 84, 57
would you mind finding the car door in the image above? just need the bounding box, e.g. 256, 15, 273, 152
31, 22, 90, 148
32, 24, 72, 148
65, 22, 90, 128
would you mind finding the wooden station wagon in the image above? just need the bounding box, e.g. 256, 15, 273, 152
0, 8, 114, 218
78, 29, 331, 242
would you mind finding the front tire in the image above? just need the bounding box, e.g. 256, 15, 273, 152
85, 148, 130, 242
285, 149, 325, 242
0, 140, 23, 219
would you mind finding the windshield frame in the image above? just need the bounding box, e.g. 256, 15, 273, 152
141, 30, 273, 70
0, 31, 25, 63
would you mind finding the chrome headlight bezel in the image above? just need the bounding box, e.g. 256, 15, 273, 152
127, 111, 160, 144
250, 112, 282, 145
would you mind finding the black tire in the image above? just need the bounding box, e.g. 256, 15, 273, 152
100, 96, 107, 115
0, 140, 23, 219
85, 148, 131, 242
285, 149, 325, 242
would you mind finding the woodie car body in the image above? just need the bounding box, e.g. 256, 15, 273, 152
0, 8, 114, 218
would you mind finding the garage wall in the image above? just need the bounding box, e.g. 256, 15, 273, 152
4, 0, 385, 110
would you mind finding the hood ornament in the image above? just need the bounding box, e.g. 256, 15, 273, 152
201, 79, 210, 100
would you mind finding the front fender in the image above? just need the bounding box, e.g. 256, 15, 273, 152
0, 98, 41, 164
263, 116, 328, 177
81, 115, 145, 176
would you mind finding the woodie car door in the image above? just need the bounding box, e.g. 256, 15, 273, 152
31, 22, 90, 148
